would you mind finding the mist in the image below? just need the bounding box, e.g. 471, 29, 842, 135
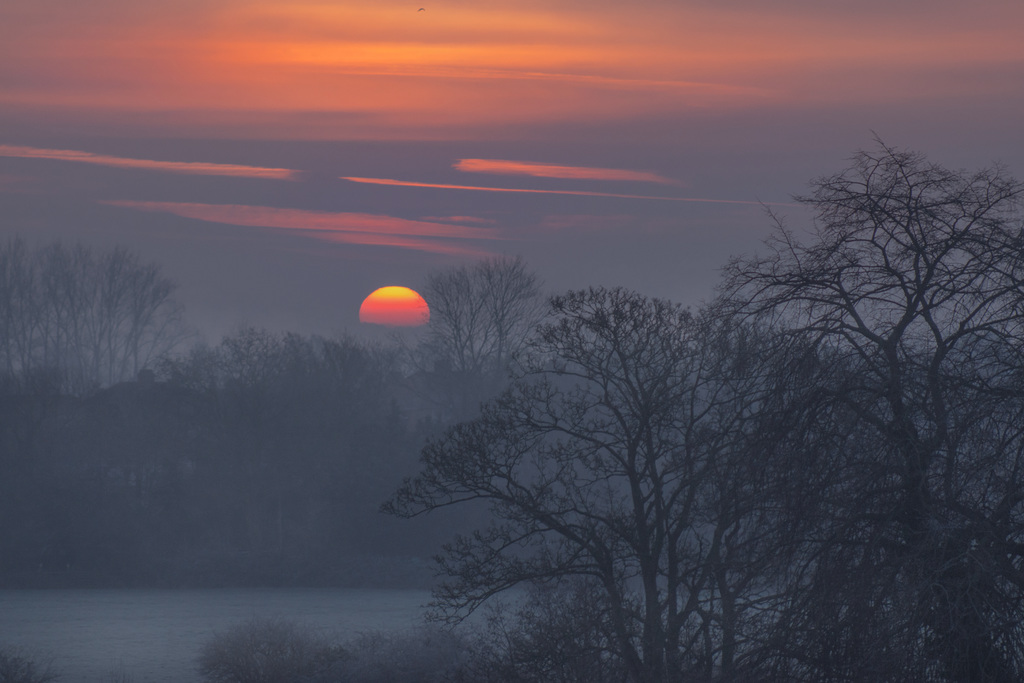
3, 0, 1024, 679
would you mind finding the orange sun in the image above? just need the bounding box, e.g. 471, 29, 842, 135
359, 286, 430, 327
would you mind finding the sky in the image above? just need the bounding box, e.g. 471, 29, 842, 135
2, 0, 1022, 341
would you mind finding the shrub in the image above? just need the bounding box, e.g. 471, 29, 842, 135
0, 648, 60, 683
463, 581, 631, 683
197, 617, 345, 683
328, 627, 469, 683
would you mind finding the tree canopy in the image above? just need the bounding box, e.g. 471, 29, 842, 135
392, 145, 1024, 682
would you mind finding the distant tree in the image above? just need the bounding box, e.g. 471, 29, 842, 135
0, 237, 188, 393
723, 142, 1024, 680
0, 323, 430, 588
389, 288, 795, 682
423, 255, 544, 377
416, 256, 545, 419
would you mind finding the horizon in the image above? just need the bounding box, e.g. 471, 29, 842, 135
2, 0, 1022, 343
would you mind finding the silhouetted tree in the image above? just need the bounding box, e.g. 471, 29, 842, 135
724, 142, 1024, 681
0, 237, 187, 393
416, 256, 545, 420
390, 288, 795, 682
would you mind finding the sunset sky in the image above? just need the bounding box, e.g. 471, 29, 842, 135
2, 0, 1022, 339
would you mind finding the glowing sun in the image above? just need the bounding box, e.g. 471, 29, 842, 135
359, 286, 430, 327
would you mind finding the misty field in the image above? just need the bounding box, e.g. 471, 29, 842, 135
0, 588, 430, 682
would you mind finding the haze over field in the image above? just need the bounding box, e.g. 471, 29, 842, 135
2, 0, 1021, 339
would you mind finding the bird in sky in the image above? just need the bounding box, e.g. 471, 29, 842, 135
418, 7, 425, 11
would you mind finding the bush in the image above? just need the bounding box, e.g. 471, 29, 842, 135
0, 648, 60, 683
463, 581, 631, 683
329, 627, 469, 683
196, 617, 345, 683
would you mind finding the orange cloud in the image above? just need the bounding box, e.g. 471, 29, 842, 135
0, 145, 298, 180
455, 159, 679, 185
2, 1, 1021, 138
420, 216, 499, 225
341, 176, 779, 206
102, 200, 499, 256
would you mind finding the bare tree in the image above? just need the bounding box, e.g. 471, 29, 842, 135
414, 256, 545, 420
0, 238, 187, 393
723, 142, 1024, 681
389, 288, 795, 682
422, 256, 544, 378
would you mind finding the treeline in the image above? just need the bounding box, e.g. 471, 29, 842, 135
390, 145, 1024, 682
0, 330, 422, 586
0, 249, 542, 588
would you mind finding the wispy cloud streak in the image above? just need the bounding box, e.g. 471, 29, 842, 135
102, 200, 498, 256
421, 215, 499, 225
0, 145, 299, 180
456, 159, 680, 185
342, 176, 783, 206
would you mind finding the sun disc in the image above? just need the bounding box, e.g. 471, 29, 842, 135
359, 286, 430, 326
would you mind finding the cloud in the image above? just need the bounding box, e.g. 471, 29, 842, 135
101, 200, 499, 256
341, 176, 782, 206
0, 145, 299, 180
3, 1, 1021, 139
455, 159, 680, 185
420, 215, 499, 225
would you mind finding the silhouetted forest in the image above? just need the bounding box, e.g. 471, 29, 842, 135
1, 326, 444, 586
0, 249, 538, 588
4, 145, 1024, 681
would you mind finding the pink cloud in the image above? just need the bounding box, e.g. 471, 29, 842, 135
0, 145, 299, 180
420, 215, 499, 225
455, 159, 680, 185
341, 176, 781, 205
102, 200, 499, 256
